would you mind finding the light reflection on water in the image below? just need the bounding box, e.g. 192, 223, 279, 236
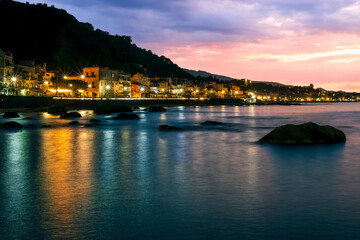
0, 103, 359, 239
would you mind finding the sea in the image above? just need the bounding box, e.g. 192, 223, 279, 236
0, 103, 360, 240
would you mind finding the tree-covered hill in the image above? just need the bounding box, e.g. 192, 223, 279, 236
0, 0, 192, 78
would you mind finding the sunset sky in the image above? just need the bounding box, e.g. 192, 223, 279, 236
20, 0, 360, 91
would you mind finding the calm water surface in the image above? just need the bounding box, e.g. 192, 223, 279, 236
1, 103, 360, 239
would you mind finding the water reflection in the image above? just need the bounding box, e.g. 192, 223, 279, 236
0, 104, 359, 240
1, 131, 33, 239
40, 128, 95, 239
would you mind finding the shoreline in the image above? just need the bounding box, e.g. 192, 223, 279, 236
0, 95, 357, 112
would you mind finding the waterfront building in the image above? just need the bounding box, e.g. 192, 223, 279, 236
83, 67, 131, 98
0, 49, 14, 84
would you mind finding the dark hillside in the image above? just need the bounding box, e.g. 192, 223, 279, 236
0, 0, 192, 78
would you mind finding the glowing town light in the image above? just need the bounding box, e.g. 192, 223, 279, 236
210, 90, 213, 93
50, 89, 72, 93
64, 76, 68, 79
180, 89, 183, 92
161, 88, 165, 92
69, 84, 73, 87
106, 85, 111, 90
196, 89, 199, 93
44, 81, 49, 85
140, 87, 144, 92
81, 75, 85, 79
222, 90, 225, 93
11, 77, 16, 82
78, 90, 84, 93
88, 84, 92, 88
124, 87, 127, 90
235, 91, 239, 94
21, 89, 25, 95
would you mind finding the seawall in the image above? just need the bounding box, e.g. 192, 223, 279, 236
0, 95, 245, 110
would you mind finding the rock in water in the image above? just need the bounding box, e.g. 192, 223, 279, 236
258, 122, 346, 144
48, 105, 67, 115
60, 112, 82, 119
149, 106, 167, 112
89, 119, 101, 125
201, 121, 224, 125
68, 121, 80, 125
94, 105, 133, 115
0, 121, 23, 129
158, 125, 184, 131
3, 112, 20, 118
113, 113, 140, 120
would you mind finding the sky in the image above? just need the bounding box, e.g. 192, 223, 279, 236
19, 0, 360, 91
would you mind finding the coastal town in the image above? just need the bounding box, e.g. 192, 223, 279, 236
1, 48, 360, 102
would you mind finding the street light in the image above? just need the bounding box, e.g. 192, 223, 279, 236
140, 87, 144, 92
11, 77, 16, 82
44, 81, 49, 85
64, 76, 68, 79
88, 84, 92, 88
81, 75, 85, 79
106, 85, 111, 98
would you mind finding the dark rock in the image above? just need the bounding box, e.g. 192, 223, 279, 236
25, 124, 37, 128
89, 119, 101, 124
201, 121, 224, 125
48, 105, 67, 115
3, 112, 20, 118
94, 105, 133, 115
42, 124, 52, 128
0, 121, 23, 129
133, 107, 140, 110
113, 113, 140, 120
149, 106, 167, 112
68, 121, 80, 125
258, 122, 346, 144
84, 123, 96, 128
60, 112, 82, 119
158, 125, 184, 131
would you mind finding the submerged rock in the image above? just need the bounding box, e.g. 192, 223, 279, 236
0, 121, 23, 129
149, 106, 167, 112
25, 124, 37, 128
89, 119, 101, 125
258, 122, 346, 144
158, 125, 184, 131
60, 112, 82, 119
94, 105, 133, 115
113, 113, 140, 120
48, 105, 67, 115
42, 125, 52, 128
3, 112, 20, 118
201, 121, 224, 125
68, 121, 80, 125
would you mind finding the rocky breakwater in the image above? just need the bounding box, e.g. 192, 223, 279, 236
0, 121, 23, 129
258, 122, 346, 144
158, 125, 184, 131
2, 112, 21, 118
113, 113, 140, 120
94, 105, 133, 115
149, 106, 167, 112
60, 112, 82, 119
